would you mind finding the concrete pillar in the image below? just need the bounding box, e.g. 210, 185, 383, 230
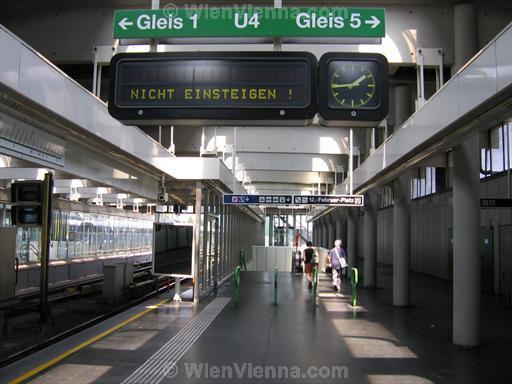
328, 213, 336, 249
453, 3, 478, 74
268, 214, 273, 246
347, 208, 358, 278
335, 210, 344, 244
393, 174, 411, 306
315, 220, 321, 247
0, 204, 6, 226
394, 85, 411, 129
453, 135, 481, 346
363, 192, 378, 288
193, 182, 202, 302
315, 220, 320, 246
318, 217, 324, 248
322, 218, 329, 249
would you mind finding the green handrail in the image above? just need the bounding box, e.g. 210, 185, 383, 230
235, 266, 241, 305
312, 266, 319, 307
274, 267, 278, 306
351, 267, 359, 307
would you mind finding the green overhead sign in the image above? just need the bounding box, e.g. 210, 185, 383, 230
113, 7, 385, 39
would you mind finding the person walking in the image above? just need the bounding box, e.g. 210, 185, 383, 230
303, 240, 318, 289
328, 239, 347, 291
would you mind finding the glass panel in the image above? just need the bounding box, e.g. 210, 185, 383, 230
508, 121, 512, 170
480, 130, 491, 178
15, 206, 153, 264
490, 125, 505, 173
425, 168, 432, 195
431, 168, 437, 194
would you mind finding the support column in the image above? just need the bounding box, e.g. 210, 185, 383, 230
347, 208, 358, 278
315, 220, 321, 246
328, 213, 336, 249
453, 3, 477, 74
269, 214, 274, 246
292, 210, 296, 245
0, 204, 5, 226
335, 209, 344, 243
393, 174, 411, 306
322, 218, 329, 249
453, 135, 481, 346
363, 192, 378, 288
193, 182, 202, 303
394, 85, 411, 129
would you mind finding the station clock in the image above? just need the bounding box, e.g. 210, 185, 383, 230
319, 53, 389, 127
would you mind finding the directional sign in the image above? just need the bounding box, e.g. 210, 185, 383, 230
223, 194, 364, 206
480, 198, 512, 208
223, 194, 293, 205
113, 7, 385, 39
294, 195, 364, 206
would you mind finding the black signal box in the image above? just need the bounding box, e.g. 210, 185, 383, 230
11, 181, 44, 226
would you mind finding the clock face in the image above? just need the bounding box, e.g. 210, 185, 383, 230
327, 60, 380, 110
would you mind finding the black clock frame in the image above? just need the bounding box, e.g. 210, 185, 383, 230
319, 52, 389, 127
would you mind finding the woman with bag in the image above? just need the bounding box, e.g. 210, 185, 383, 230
328, 239, 347, 292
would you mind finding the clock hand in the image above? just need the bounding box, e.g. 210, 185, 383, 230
331, 75, 368, 89
352, 75, 367, 86
331, 83, 356, 89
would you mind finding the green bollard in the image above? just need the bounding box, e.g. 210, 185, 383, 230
274, 267, 278, 306
240, 249, 247, 271
235, 266, 241, 305
351, 267, 359, 307
312, 266, 319, 308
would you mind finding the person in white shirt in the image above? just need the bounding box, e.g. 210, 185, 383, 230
328, 239, 347, 291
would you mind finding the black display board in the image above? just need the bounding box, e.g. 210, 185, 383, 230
153, 224, 193, 276
108, 52, 317, 125
480, 199, 512, 208
318, 52, 389, 127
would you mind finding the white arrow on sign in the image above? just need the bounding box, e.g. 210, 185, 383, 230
119, 17, 134, 30
364, 15, 381, 29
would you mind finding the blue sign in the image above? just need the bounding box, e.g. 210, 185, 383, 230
223, 194, 363, 206
223, 194, 293, 205
294, 195, 364, 206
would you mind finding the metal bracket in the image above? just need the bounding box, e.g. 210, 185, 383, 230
416, 48, 444, 109
92, 45, 116, 97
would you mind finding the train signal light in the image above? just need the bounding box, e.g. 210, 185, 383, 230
10, 181, 44, 226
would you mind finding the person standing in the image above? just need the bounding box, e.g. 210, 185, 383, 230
303, 240, 317, 289
328, 239, 347, 291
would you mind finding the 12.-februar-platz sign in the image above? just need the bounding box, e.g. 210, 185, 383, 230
223, 194, 364, 207
294, 195, 364, 206
113, 7, 385, 39
108, 52, 318, 125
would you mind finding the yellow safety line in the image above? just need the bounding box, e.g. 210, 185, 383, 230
9, 298, 169, 384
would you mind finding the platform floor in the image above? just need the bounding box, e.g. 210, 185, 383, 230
1, 266, 511, 384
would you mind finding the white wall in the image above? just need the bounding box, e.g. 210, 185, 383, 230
366, 174, 512, 293
250, 246, 329, 272
410, 193, 453, 280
